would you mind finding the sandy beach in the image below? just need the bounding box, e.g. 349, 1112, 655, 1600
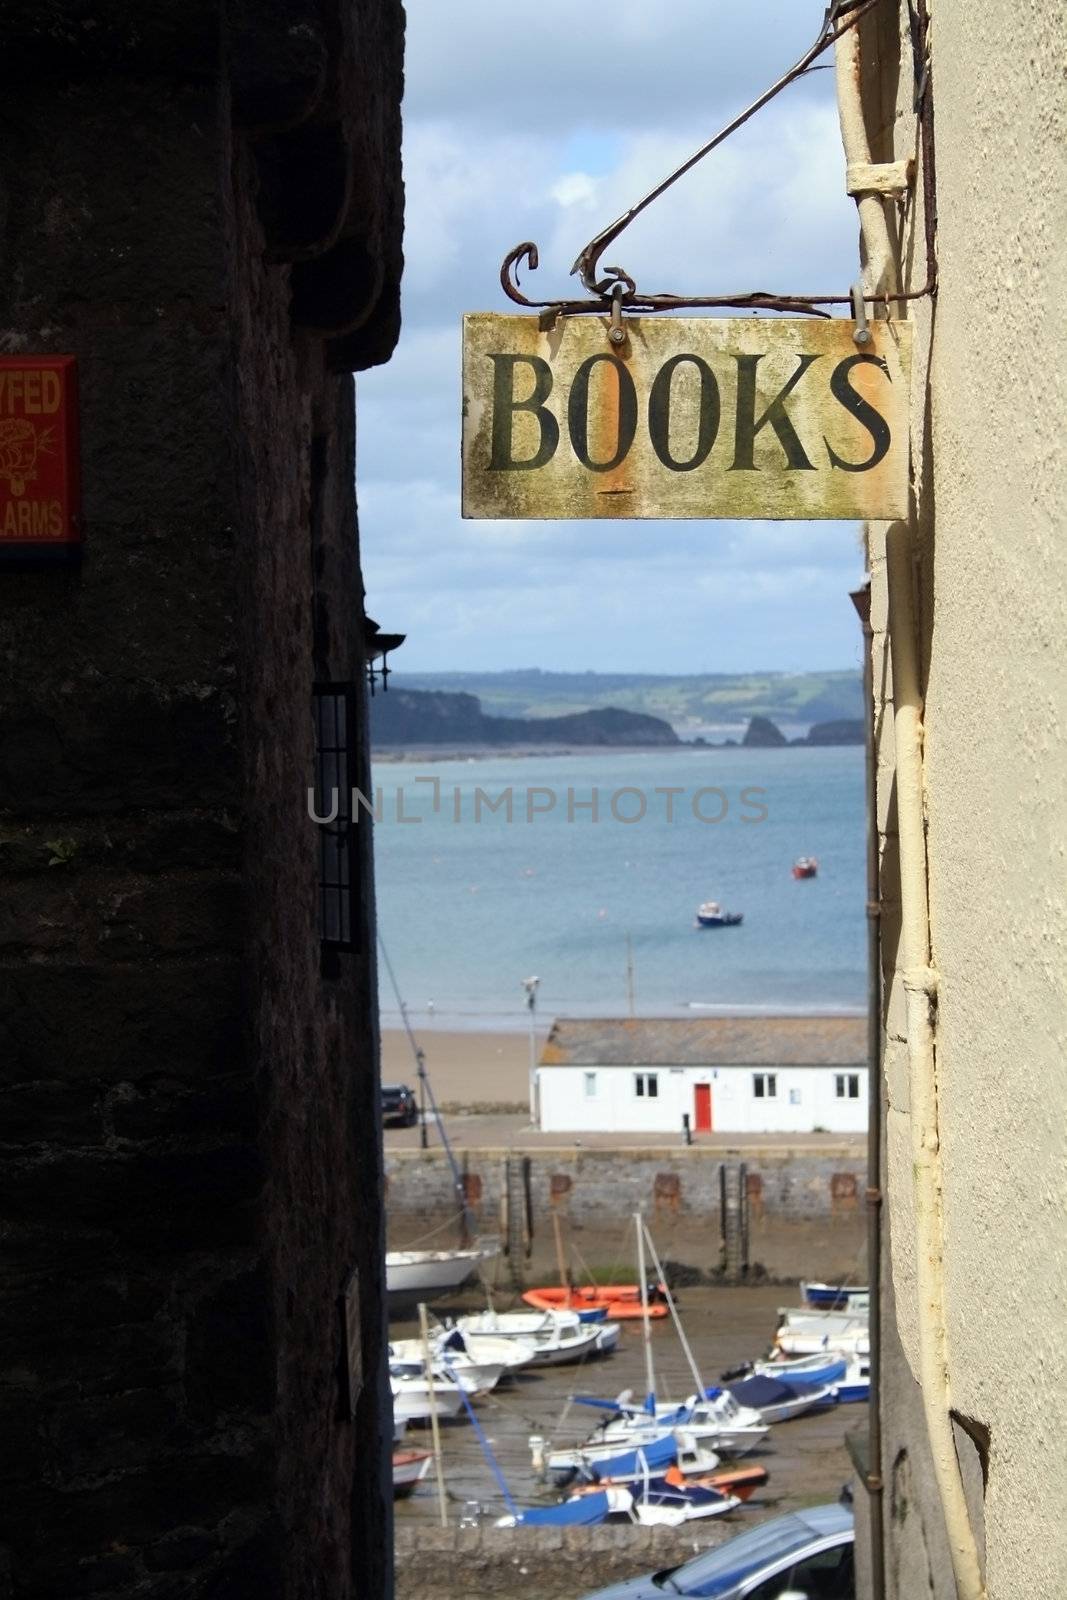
381, 1027, 547, 1109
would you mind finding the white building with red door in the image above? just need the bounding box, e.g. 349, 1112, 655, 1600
536, 1017, 867, 1136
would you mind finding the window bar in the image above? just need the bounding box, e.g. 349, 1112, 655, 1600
314, 683, 359, 954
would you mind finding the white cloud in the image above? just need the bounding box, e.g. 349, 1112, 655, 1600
356, 2, 867, 673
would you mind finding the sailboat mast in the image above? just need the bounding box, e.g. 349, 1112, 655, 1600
643, 1219, 706, 1398
636, 1212, 656, 1410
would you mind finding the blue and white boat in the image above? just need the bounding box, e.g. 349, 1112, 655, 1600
751, 1353, 848, 1388
695, 900, 743, 928
833, 1355, 870, 1403
802, 1280, 869, 1309
723, 1374, 838, 1425
496, 1488, 629, 1528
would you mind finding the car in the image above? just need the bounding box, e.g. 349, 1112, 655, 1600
381, 1083, 419, 1128
576, 1502, 854, 1600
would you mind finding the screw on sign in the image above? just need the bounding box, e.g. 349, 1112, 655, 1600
0, 357, 82, 554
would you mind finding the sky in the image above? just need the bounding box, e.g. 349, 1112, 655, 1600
356, 1, 868, 675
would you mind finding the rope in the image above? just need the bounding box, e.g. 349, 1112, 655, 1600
378, 933, 476, 1243
445, 1362, 518, 1516
401, 1208, 470, 1250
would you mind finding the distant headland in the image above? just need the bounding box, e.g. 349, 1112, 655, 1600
370, 673, 865, 754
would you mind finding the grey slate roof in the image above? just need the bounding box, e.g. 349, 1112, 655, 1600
540, 1015, 866, 1068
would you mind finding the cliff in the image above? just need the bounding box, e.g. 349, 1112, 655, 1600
742, 715, 788, 748
803, 719, 865, 745
370, 689, 680, 747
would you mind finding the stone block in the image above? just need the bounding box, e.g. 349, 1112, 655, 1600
0, 1145, 262, 1251
185, 1267, 275, 1423
0, 961, 244, 1083
0, 691, 238, 817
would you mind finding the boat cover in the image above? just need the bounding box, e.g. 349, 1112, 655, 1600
588, 1434, 678, 1480
726, 1375, 829, 1408
574, 1392, 657, 1415
771, 1358, 847, 1388
513, 1491, 613, 1526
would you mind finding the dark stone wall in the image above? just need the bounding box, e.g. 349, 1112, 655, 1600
0, 5, 403, 1597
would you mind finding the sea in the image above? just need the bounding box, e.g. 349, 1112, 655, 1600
371, 744, 866, 1031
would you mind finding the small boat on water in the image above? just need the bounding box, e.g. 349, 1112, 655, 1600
385, 1247, 490, 1314
389, 1366, 466, 1423
495, 1488, 627, 1529
389, 1348, 505, 1398
436, 1326, 539, 1374
522, 1283, 669, 1322
392, 1449, 432, 1498
833, 1354, 871, 1403
570, 1468, 741, 1527
724, 1374, 838, 1424
564, 1388, 768, 1464
746, 1352, 849, 1388
792, 856, 819, 879
802, 1279, 869, 1309
695, 900, 743, 928
588, 1453, 770, 1504
456, 1308, 619, 1366
774, 1316, 870, 1358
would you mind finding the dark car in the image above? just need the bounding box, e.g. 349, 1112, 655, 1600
577, 1503, 854, 1599
381, 1083, 419, 1127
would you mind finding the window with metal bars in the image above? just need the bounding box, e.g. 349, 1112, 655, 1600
313, 684, 358, 953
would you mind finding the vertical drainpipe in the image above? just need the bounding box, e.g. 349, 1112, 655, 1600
851, 583, 885, 1600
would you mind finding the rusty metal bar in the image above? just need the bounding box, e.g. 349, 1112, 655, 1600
500, 0, 941, 321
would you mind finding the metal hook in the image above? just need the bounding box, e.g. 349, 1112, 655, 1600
851, 283, 872, 347
608, 281, 627, 347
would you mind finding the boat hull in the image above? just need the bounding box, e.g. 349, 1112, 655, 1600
522, 1285, 668, 1322
392, 1450, 432, 1497
386, 1249, 485, 1313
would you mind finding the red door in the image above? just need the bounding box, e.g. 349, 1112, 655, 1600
694, 1083, 713, 1133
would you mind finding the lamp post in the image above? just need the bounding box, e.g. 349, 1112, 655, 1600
522, 975, 540, 1125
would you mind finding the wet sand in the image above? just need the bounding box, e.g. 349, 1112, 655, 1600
382, 1028, 537, 1109
393, 1284, 860, 1530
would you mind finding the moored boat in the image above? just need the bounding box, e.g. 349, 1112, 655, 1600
750, 1352, 848, 1388
456, 1308, 617, 1367
392, 1449, 432, 1498
792, 856, 819, 879
725, 1373, 838, 1424
522, 1283, 668, 1322
801, 1279, 868, 1308
495, 1488, 627, 1529
389, 1367, 466, 1423
385, 1247, 488, 1314
695, 900, 743, 928
833, 1354, 871, 1403
774, 1320, 870, 1358
389, 1346, 505, 1398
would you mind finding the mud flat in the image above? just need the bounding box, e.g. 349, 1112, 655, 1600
393, 1284, 862, 1599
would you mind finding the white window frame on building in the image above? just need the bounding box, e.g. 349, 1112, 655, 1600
634, 1072, 659, 1098
835, 1073, 861, 1099
753, 1072, 777, 1099
583, 1071, 597, 1098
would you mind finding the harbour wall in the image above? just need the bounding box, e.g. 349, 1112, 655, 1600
385, 1144, 868, 1281
395, 1523, 731, 1600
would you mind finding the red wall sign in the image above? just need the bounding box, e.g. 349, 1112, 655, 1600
0, 356, 81, 552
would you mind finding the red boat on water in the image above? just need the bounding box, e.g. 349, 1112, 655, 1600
792, 856, 818, 879
522, 1283, 670, 1321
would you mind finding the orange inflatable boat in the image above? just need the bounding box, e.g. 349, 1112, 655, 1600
521, 1284, 670, 1321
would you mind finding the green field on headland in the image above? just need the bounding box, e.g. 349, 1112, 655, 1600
389, 668, 862, 731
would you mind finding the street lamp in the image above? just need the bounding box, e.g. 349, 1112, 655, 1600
522, 975, 540, 1125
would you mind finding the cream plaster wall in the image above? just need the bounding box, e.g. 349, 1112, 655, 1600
864, 3, 1067, 1597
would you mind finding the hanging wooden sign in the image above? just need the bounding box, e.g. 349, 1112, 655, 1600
462, 314, 910, 521
0, 356, 82, 553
